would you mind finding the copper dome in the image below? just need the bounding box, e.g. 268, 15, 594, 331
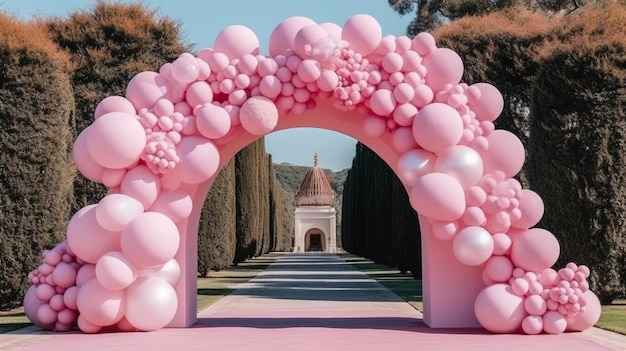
297, 154, 335, 206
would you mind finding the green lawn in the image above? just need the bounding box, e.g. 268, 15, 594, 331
342, 253, 626, 335
0, 253, 281, 334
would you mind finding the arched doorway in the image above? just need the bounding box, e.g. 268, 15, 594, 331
304, 229, 325, 252
22, 14, 600, 336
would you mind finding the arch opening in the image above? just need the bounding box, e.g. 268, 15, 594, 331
22, 14, 601, 336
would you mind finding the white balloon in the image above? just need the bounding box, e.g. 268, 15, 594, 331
125, 277, 178, 331
397, 149, 436, 185
435, 145, 484, 188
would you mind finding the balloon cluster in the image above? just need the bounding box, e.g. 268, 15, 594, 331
23, 13, 600, 335
24, 242, 81, 332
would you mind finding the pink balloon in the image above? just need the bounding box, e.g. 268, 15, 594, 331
66, 205, 121, 264
393, 83, 414, 104
410, 172, 466, 221
86, 112, 146, 169
51, 262, 77, 289
95, 96, 136, 119
525, 294, 548, 316
148, 189, 193, 223
396, 149, 436, 185
479, 130, 525, 178
413, 103, 463, 153
393, 103, 418, 127
101, 168, 126, 188
72, 128, 104, 183
474, 283, 525, 333
37, 304, 58, 325
567, 290, 601, 331
120, 165, 161, 209
522, 315, 543, 335
125, 277, 178, 331
511, 189, 544, 229
317, 70, 339, 92
75, 264, 97, 286
77, 315, 102, 334
363, 115, 387, 138
484, 255, 514, 283
24, 286, 53, 329
76, 278, 124, 326
542, 310, 567, 334
259, 75, 282, 99
96, 251, 137, 290
370, 89, 396, 117
169, 54, 200, 85
429, 219, 458, 241
402, 50, 422, 72
63, 286, 79, 310
492, 233, 512, 255
196, 104, 232, 139
412, 84, 434, 108
240, 96, 279, 135
434, 145, 484, 188
152, 258, 181, 286
342, 14, 382, 56
320, 22, 342, 43
49, 294, 66, 312
125, 71, 167, 110
294, 24, 328, 58
382, 52, 403, 73
172, 136, 220, 184
96, 194, 144, 232
467, 83, 504, 122
422, 48, 463, 92
214, 25, 260, 59
121, 212, 180, 268
452, 226, 494, 266
57, 308, 77, 325
411, 32, 437, 56
185, 81, 213, 108
269, 16, 317, 57
510, 228, 560, 272
297, 59, 322, 83
392, 127, 418, 153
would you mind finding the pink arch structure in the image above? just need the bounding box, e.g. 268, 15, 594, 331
23, 14, 601, 335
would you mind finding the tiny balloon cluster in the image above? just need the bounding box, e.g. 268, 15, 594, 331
23, 13, 600, 334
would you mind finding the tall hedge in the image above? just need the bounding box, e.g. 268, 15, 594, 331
234, 139, 262, 262
197, 159, 236, 276
0, 15, 75, 308
44, 2, 187, 213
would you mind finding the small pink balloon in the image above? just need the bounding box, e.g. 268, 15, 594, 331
413, 103, 463, 153
452, 226, 494, 266
185, 81, 213, 108
341, 14, 381, 56
317, 70, 339, 92
86, 112, 146, 169
511, 189, 544, 229
543, 310, 567, 334
125, 71, 167, 110
77, 315, 102, 334
173, 136, 220, 184
52, 262, 77, 289
474, 283, 525, 333
95, 96, 136, 118
36, 283, 55, 302
196, 104, 232, 139
214, 25, 260, 59
120, 165, 161, 209
75, 264, 96, 287
396, 149, 436, 185
57, 308, 77, 325
393, 83, 415, 104
412, 84, 434, 108
63, 286, 79, 310
510, 228, 560, 272
96, 251, 137, 290
429, 219, 458, 241
422, 48, 463, 92
410, 172, 466, 221
240, 96, 279, 135
411, 32, 437, 56
148, 189, 193, 223
484, 256, 513, 283
467, 83, 504, 122
49, 294, 66, 312
370, 89, 396, 117
44, 250, 62, 266
525, 294, 548, 316
24, 286, 52, 329
479, 130, 525, 178
522, 315, 543, 335
66, 205, 121, 264
37, 304, 58, 325
259, 75, 282, 100
392, 127, 419, 153
297, 59, 322, 83
462, 206, 486, 226
121, 212, 180, 268
393, 103, 418, 127
95, 194, 144, 232
269, 16, 317, 57
491, 233, 512, 255
170, 54, 200, 85
402, 50, 422, 72
76, 278, 125, 327
152, 258, 181, 286
382, 52, 403, 74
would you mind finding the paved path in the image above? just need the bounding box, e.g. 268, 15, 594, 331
2, 253, 625, 350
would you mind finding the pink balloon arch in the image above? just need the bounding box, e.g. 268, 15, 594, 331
23, 14, 601, 335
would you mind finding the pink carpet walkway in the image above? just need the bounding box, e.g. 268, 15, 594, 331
2, 253, 625, 351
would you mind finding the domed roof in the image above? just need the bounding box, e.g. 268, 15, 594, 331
297, 154, 335, 206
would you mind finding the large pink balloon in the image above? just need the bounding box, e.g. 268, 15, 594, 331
120, 165, 161, 209
269, 16, 317, 57
24, 285, 53, 329
510, 228, 560, 272
452, 226, 494, 266
567, 290, 601, 331
125, 71, 167, 110
214, 25, 260, 59
240, 96, 279, 135
294, 24, 328, 58
478, 130, 525, 178
76, 278, 124, 326
422, 48, 463, 92
413, 103, 463, 153
342, 14, 382, 56
86, 112, 146, 169
396, 149, 436, 185
474, 283, 525, 333
95, 96, 136, 118
148, 189, 193, 223
95, 251, 137, 290
196, 104, 232, 139
410, 172, 466, 221
73, 127, 105, 183
95, 194, 144, 232
66, 205, 121, 264
174, 136, 220, 184
121, 212, 180, 268
434, 145, 484, 188
467, 83, 504, 122
511, 189, 544, 229
125, 277, 178, 331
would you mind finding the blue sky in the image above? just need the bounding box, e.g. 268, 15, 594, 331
3, 0, 413, 170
